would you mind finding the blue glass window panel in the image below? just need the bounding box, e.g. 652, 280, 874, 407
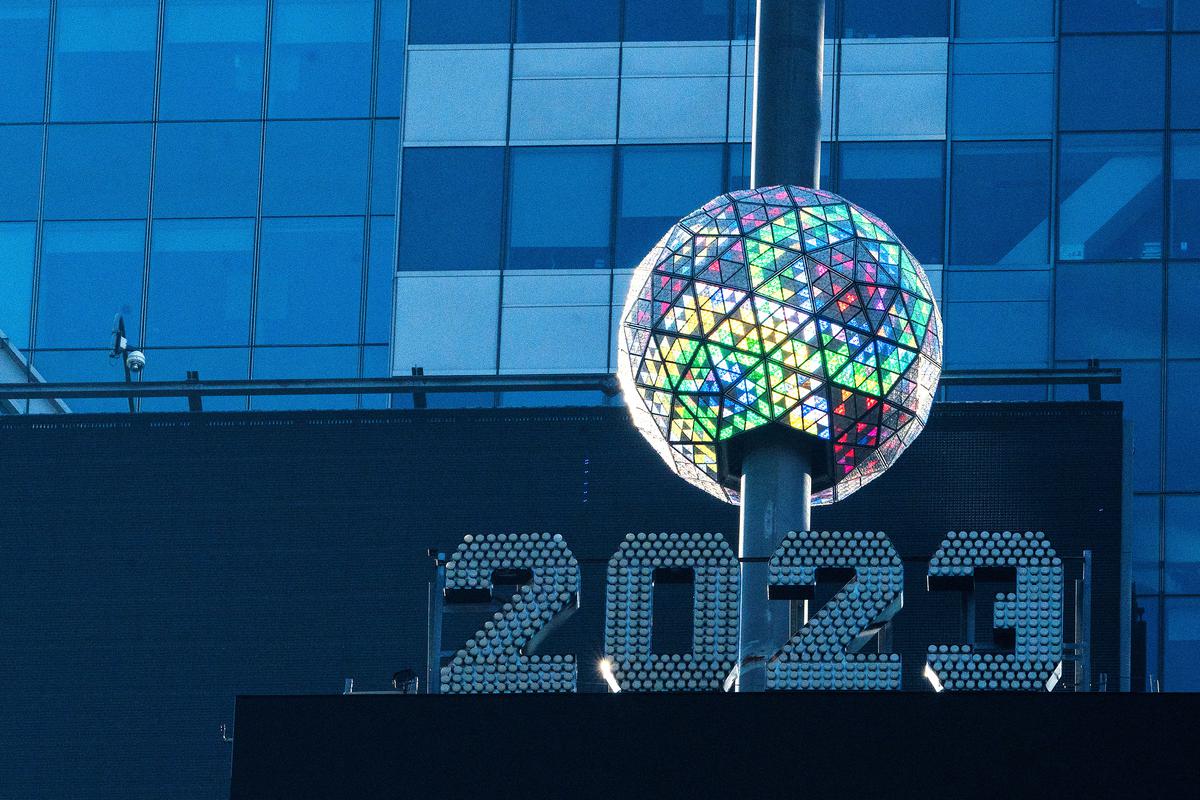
1062, 0, 1166, 32
138, 347, 250, 411
1170, 134, 1200, 258
398, 147, 504, 271
37, 221, 144, 348
1165, 598, 1200, 691
726, 142, 831, 192
1130, 494, 1162, 593
408, 0, 510, 44
837, 141, 945, 264
1171, 36, 1200, 128
50, 0, 157, 122
1166, 361, 1200, 491
1165, 497, 1200, 592
360, 345, 390, 408
0, 125, 43, 220
941, 385, 1047, 402
733, 0, 754, 40
376, 0, 406, 117
1059, 36, 1166, 131
268, 0, 373, 118
1058, 134, 1163, 262
147, 220, 253, 346
950, 141, 1050, 266
1111, 361, 1163, 493
0, 223, 36, 348
44, 123, 151, 220
945, 270, 1049, 302
508, 147, 614, 270
1055, 264, 1162, 359
263, 120, 369, 216
154, 122, 261, 218
159, 0, 266, 121
942, 301, 1047, 368
1168, 264, 1200, 357
955, 0, 1052, 37
1179, 1, 1200, 29
256, 217, 363, 345
371, 120, 399, 214
250, 345, 359, 409
623, 0, 730, 42
516, 0, 620, 42
842, 0, 949, 38
616, 144, 724, 269
30, 349, 137, 412
0, 2, 50, 122
366, 217, 395, 343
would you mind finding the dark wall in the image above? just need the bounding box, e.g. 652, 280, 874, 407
0, 402, 1123, 799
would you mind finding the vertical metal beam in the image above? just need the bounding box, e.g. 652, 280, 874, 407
425, 552, 446, 694
750, 0, 825, 189
736, 441, 811, 692
1079, 549, 1093, 691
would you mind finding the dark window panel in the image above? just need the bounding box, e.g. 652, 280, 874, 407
256, 217, 364, 345
147, 219, 254, 347
616, 144, 724, 269
44, 123, 152, 220
1166, 497, 1200, 593
508, 146, 615, 270
50, 0, 157, 122
837, 141, 945, 264
154, 122, 262, 218
0, 124, 43, 221
0, 223, 36, 349
1130, 494, 1162, 593
371, 120, 399, 214
138, 347, 250, 411
408, 0, 511, 45
950, 141, 1050, 266
1166, 361, 1200, 491
1059, 36, 1166, 131
398, 147, 505, 271
1055, 264, 1162, 359
1171, 35, 1200, 129
516, 0, 620, 42
159, 0, 266, 120
36, 221, 144, 349
623, 0, 731, 42
1062, 0, 1166, 32
1168, 264, 1200, 357
250, 345, 360, 409
1171, 134, 1200, 259
841, 0, 949, 38
0, 1, 50, 122
268, 0, 374, 118
1058, 133, 1163, 262
376, 0, 406, 116
1179, 0, 1200, 29
263, 120, 370, 216
955, 0, 1053, 38
366, 216, 395, 343
1165, 598, 1200, 691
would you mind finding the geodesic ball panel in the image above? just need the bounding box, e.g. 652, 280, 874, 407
618, 186, 942, 505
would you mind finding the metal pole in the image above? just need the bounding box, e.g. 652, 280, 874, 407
1079, 549, 1093, 692
736, 440, 811, 691
750, 0, 825, 189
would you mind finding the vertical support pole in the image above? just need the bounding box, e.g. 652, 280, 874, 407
736, 441, 811, 691
750, 0, 825, 189
1079, 549, 1093, 691
425, 551, 446, 694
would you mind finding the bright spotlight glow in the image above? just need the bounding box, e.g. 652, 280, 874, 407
923, 663, 945, 693
598, 658, 622, 693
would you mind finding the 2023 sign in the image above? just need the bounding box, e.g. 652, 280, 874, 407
439, 529, 1064, 694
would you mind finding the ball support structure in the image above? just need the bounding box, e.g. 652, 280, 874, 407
618, 186, 942, 690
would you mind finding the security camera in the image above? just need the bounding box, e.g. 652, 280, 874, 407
126, 350, 146, 372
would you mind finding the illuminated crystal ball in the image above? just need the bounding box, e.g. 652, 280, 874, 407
618, 185, 942, 505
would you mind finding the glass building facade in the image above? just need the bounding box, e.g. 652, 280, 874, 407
0, 1, 1196, 687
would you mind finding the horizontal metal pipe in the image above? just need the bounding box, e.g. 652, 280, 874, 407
0, 369, 1119, 400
